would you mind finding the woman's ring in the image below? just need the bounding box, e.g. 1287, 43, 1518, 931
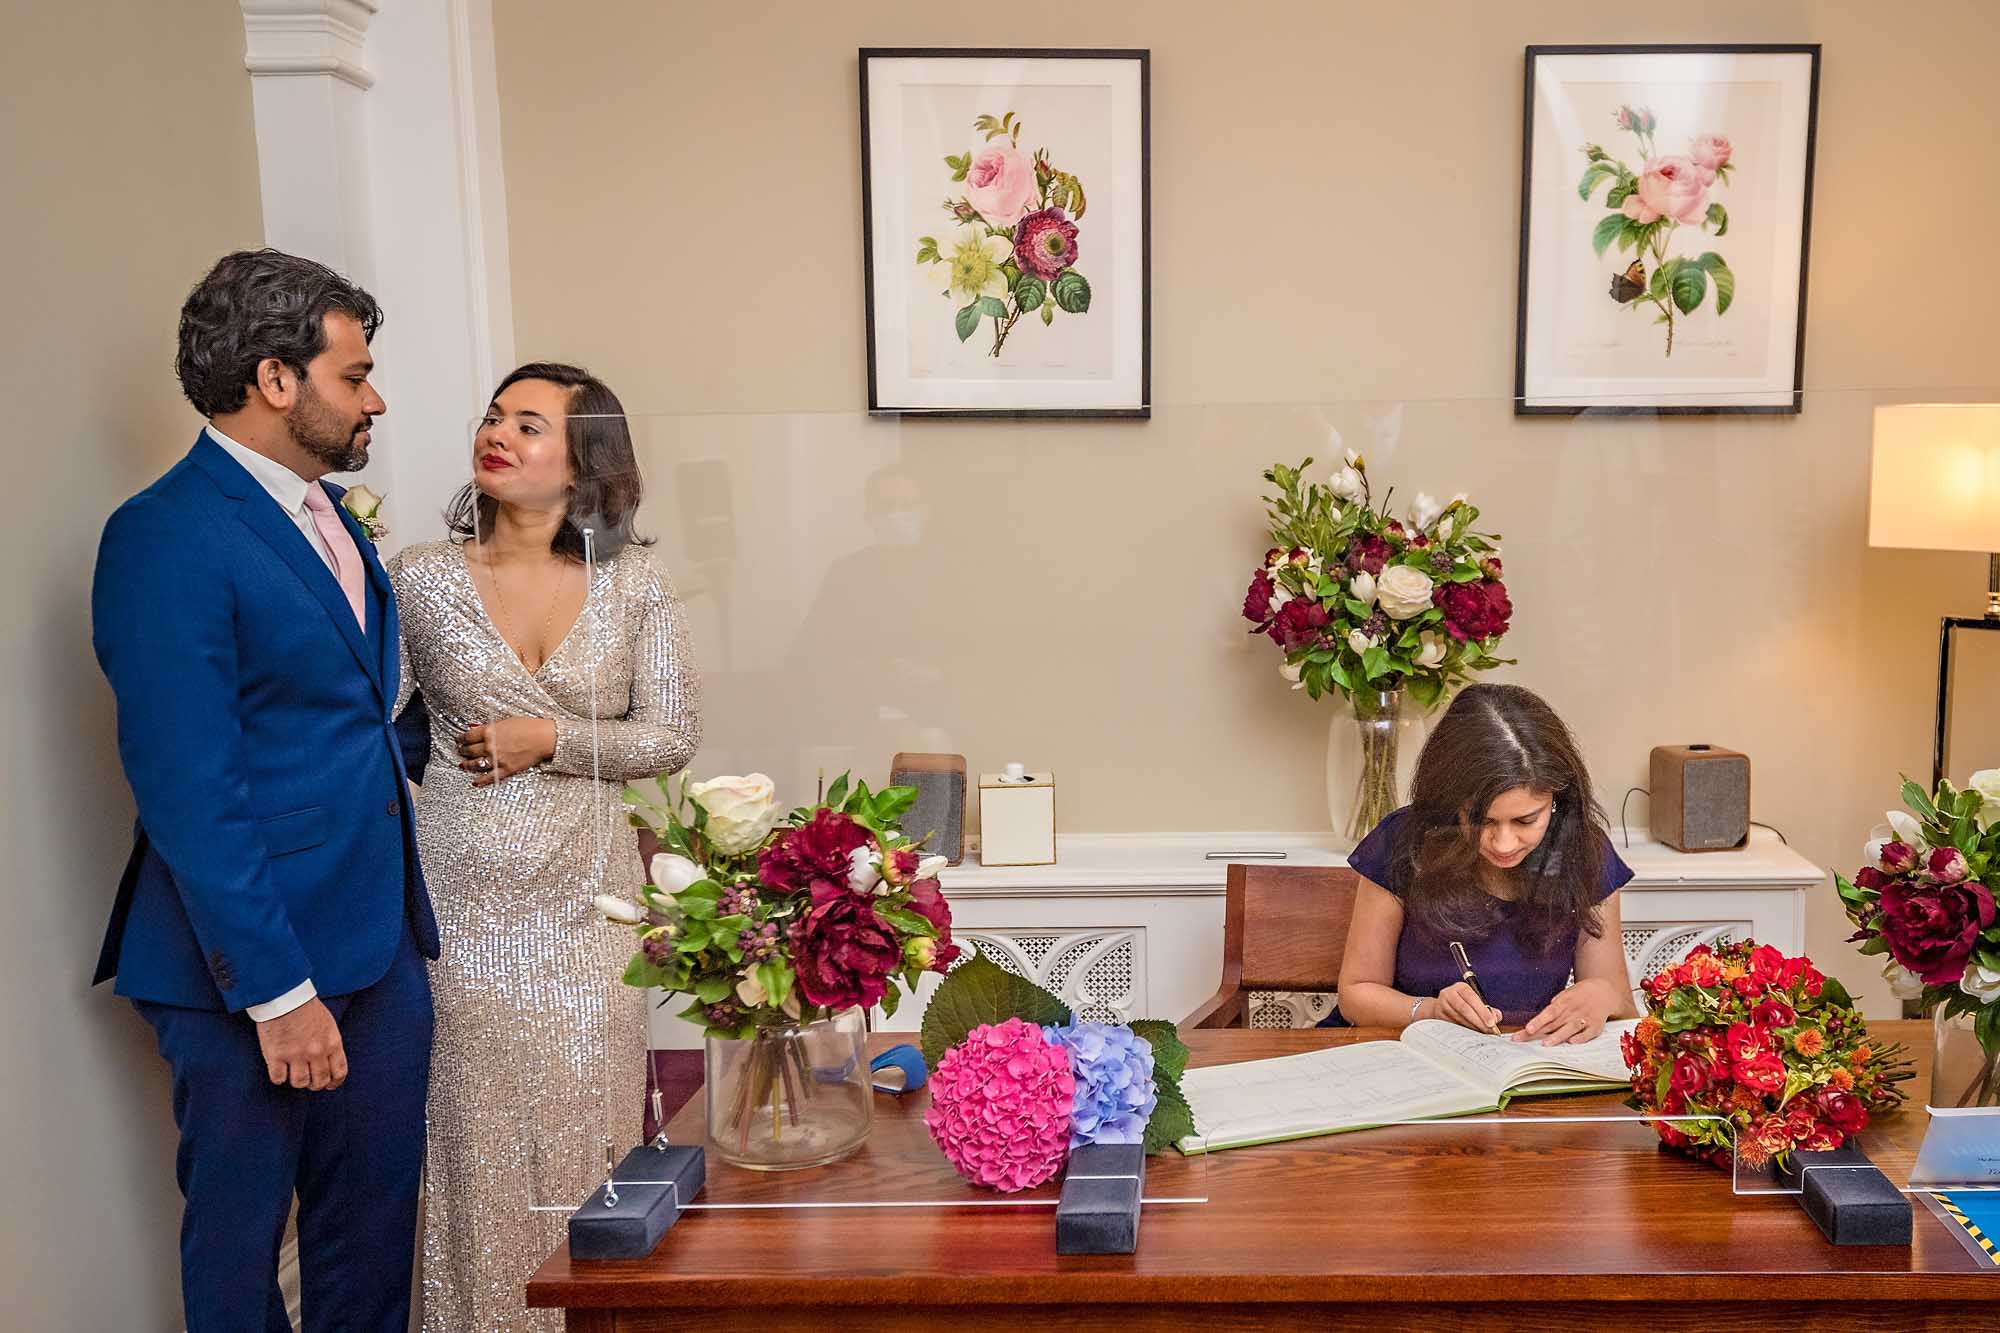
479, 758, 492, 771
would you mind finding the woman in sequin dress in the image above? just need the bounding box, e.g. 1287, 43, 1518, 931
390, 363, 700, 1331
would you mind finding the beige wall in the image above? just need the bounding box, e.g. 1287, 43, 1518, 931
0, 2, 264, 1325
492, 0, 1999, 1017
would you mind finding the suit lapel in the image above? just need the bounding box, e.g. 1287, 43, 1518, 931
236, 498, 385, 696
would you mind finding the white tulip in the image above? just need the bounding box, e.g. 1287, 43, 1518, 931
1961, 960, 2000, 1003
1329, 466, 1365, 502
594, 893, 646, 925
1970, 768, 2000, 829
1408, 492, 1443, 530
1413, 629, 1447, 669
1881, 960, 1927, 1000
1376, 564, 1437, 620
1862, 834, 1891, 868
847, 845, 883, 893
1886, 809, 1924, 847
1348, 629, 1378, 655
916, 855, 949, 880
1279, 659, 1303, 683
649, 852, 705, 894
1349, 570, 1377, 605
1268, 589, 1289, 616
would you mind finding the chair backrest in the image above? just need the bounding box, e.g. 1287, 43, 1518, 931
1226, 863, 1360, 992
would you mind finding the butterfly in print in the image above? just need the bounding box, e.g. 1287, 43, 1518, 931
1609, 259, 1647, 304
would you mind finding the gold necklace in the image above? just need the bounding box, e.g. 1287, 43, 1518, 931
483, 544, 568, 669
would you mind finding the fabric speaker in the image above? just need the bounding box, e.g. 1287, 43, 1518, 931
1649, 745, 1750, 852
890, 752, 966, 865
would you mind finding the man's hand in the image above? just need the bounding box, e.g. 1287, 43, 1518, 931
255, 997, 347, 1091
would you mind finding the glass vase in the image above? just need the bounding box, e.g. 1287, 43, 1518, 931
705, 1006, 873, 1170
1931, 1007, 2000, 1110
1326, 687, 1429, 852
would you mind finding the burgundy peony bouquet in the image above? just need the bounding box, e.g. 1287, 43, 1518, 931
1835, 771, 2000, 1106
1243, 454, 1513, 712
605, 772, 959, 1039
1623, 941, 1911, 1170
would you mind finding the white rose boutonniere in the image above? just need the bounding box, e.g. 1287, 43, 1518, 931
341, 485, 388, 543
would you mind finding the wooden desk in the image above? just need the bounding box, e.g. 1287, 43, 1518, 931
529, 1021, 1989, 1330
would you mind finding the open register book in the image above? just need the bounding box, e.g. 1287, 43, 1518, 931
1177, 1018, 1639, 1155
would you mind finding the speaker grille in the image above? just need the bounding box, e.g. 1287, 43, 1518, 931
1682, 756, 1749, 850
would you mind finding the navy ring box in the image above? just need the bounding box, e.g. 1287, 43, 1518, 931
1775, 1143, 1912, 1246
1056, 1142, 1145, 1254
567, 1143, 707, 1261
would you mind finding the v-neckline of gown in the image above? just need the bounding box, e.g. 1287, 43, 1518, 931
455, 540, 599, 683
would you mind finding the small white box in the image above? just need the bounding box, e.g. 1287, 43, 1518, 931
977, 771, 1056, 867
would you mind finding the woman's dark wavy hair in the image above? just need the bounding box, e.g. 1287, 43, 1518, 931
445, 362, 651, 563
175, 249, 383, 418
1389, 683, 1609, 956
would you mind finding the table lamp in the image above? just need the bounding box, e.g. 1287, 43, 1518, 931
1868, 403, 2000, 788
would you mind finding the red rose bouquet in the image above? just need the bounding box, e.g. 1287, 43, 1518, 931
1623, 940, 1912, 1170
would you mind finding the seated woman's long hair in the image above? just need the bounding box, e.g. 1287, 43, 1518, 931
444, 361, 651, 561
1387, 683, 1610, 956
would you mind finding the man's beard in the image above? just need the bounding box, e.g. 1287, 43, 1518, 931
288, 377, 371, 473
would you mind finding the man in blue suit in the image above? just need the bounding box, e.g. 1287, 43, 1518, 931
93, 249, 439, 1331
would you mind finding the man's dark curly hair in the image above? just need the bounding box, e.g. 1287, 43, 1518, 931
175, 249, 383, 418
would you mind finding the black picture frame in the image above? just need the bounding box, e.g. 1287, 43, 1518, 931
859, 47, 1151, 419
1513, 44, 1821, 416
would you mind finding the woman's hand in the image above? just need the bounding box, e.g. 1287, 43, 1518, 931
458, 717, 557, 787
1422, 983, 1502, 1034
1514, 979, 1618, 1046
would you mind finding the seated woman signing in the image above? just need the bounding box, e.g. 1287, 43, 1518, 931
1329, 683, 1638, 1045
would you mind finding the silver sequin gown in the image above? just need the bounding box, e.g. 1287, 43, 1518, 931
388, 539, 701, 1332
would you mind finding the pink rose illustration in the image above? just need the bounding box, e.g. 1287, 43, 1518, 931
1690, 134, 1732, 183
1622, 156, 1709, 225
963, 144, 1038, 229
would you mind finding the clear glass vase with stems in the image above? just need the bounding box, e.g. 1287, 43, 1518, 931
704, 1005, 872, 1170
1326, 686, 1430, 852
1931, 1006, 2000, 1109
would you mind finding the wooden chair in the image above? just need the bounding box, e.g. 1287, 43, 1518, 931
1180, 863, 1360, 1031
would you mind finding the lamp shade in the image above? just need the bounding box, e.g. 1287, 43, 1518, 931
1868, 404, 2000, 553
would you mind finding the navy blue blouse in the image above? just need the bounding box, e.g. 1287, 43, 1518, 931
1325, 806, 1631, 1025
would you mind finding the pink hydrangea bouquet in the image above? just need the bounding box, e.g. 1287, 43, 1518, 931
604, 772, 960, 1037
917, 110, 1092, 357
1834, 771, 2000, 1107
919, 956, 1191, 1192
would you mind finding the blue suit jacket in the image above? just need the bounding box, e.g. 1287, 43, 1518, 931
92, 433, 439, 1012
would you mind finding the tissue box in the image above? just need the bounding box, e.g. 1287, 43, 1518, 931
978, 771, 1056, 866
1778, 1144, 1912, 1247
1056, 1142, 1144, 1255
567, 1143, 706, 1261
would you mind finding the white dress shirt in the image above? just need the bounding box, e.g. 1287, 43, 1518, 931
207, 425, 328, 1023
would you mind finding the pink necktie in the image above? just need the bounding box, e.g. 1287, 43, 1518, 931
303, 484, 367, 630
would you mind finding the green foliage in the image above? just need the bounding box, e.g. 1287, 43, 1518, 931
915, 236, 940, 266
918, 954, 1071, 1070
944, 151, 971, 182
1014, 274, 1045, 312
1143, 1078, 1196, 1154
954, 301, 981, 343
1705, 202, 1729, 236
1591, 212, 1626, 257
1053, 269, 1092, 314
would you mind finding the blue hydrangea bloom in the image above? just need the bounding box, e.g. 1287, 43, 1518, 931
1042, 1021, 1157, 1147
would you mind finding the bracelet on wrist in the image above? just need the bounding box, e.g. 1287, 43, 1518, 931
1409, 997, 1426, 1023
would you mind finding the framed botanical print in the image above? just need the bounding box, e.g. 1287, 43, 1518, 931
1514, 45, 1820, 415
860, 48, 1150, 418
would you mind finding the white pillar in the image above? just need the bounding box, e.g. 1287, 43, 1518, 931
238, 0, 516, 545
